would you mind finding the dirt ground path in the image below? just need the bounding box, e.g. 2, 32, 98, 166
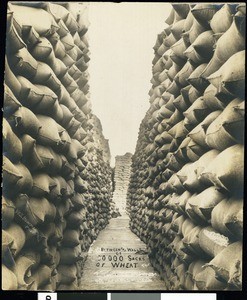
80, 214, 166, 290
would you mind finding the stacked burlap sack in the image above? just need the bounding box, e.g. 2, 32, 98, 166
127, 3, 245, 291
3, 2, 112, 291
112, 153, 132, 215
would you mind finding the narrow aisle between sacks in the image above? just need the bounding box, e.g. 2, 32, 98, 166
78, 153, 163, 290
79, 213, 165, 290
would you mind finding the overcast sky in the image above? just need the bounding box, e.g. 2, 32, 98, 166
88, 2, 171, 165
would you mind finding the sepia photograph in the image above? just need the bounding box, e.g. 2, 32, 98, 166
2, 1, 245, 292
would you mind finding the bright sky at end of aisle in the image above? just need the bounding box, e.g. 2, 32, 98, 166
88, 2, 171, 165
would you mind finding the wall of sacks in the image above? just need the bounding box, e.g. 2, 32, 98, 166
127, 3, 245, 291
112, 153, 132, 215
3, 2, 112, 290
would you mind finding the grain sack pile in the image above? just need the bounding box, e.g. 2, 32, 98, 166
111, 153, 132, 215
127, 3, 245, 291
3, 2, 112, 291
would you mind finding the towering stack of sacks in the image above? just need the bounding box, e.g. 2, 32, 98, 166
112, 153, 132, 215
3, 2, 112, 291
91, 114, 111, 165
127, 3, 245, 291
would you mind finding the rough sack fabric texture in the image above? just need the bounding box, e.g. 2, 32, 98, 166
3, 2, 112, 291
127, 3, 245, 291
